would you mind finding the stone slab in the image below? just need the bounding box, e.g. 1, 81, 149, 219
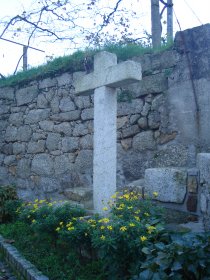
144, 168, 187, 203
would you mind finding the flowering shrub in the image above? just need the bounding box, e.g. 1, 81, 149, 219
56, 190, 165, 279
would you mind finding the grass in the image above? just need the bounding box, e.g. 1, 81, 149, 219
0, 42, 173, 88
0, 221, 106, 280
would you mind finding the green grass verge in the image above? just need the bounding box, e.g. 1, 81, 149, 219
0, 42, 173, 88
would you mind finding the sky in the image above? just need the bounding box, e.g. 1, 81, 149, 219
0, 0, 209, 76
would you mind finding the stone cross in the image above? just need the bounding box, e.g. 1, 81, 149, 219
75, 51, 142, 213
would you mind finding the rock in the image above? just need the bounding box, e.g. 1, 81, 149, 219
54, 155, 73, 175
148, 111, 160, 129
141, 102, 151, 116
50, 111, 81, 121
54, 122, 72, 136
5, 126, 18, 142
117, 99, 143, 116
4, 155, 16, 166
137, 117, 148, 129
9, 112, 23, 126
46, 133, 61, 151
27, 140, 45, 153
129, 114, 140, 125
16, 85, 38, 106
40, 177, 59, 193
50, 96, 60, 113
74, 96, 91, 109
73, 123, 88, 136
197, 153, 210, 184
80, 134, 93, 149
39, 77, 57, 89
117, 116, 129, 129
59, 97, 75, 111
133, 131, 155, 151
75, 150, 93, 173
62, 137, 79, 152
144, 167, 187, 203
64, 187, 93, 202
37, 94, 49, 108
39, 120, 54, 132
17, 158, 31, 178
122, 125, 139, 138
158, 132, 177, 144
31, 154, 54, 175
0, 87, 14, 100
121, 138, 132, 150
13, 142, 26, 154
17, 126, 32, 142
81, 108, 94, 120
25, 109, 50, 124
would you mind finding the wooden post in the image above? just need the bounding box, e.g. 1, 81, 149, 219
151, 0, 162, 48
23, 46, 28, 70
167, 0, 173, 43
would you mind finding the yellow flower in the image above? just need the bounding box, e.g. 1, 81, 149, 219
111, 193, 117, 199
98, 218, 110, 224
123, 193, 130, 200
56, 227, 61, 232
67, 226, 75, 231
119, 203, 125, 208
100, 226, 105, 230
32, 219, 36, 223
66, 222, 73, 227
34, 199, 39, 203
120, 226, 127, 232
107, 225, 113, 231
102, 207, 108, 211
140, 236, 147, 242
27, 215, 31, 218
153, 192, 158, 198
135, 210, 141, 214
59, 221, 64, 226
100, 235, 106, 240
48, 203, 53, 207
147, 225, 156, 234
127, 206, 133, 210
144, 212, 150, 217
134, 216, 140, 221
88, 219, 96, 224
129, 223, 136, 227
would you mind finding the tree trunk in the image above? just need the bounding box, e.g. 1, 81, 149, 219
167, 0, 173, 42
151, 0, 161, 48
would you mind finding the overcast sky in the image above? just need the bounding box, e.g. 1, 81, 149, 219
0, 0, 209, 76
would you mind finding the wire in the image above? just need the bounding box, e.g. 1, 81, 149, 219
183, 0, 203, 25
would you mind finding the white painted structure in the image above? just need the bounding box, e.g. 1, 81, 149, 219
75, 51, 142, 213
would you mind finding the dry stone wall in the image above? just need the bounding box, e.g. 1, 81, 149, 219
0, 24, 210, 227
0, 49, 178, 205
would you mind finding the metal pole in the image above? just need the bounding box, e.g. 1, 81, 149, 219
167, 0, 173, 42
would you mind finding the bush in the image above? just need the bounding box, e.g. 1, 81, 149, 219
58, 190, 165, 279
0, 185, 19, 223
134, 232, 210, 280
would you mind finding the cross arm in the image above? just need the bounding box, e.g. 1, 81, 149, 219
74, 60, 142, 96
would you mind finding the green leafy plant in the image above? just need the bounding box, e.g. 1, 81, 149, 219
134, 232, 210, 280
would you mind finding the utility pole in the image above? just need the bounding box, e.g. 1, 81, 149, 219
167, 0, 173, 42
151, 0, 162, 48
